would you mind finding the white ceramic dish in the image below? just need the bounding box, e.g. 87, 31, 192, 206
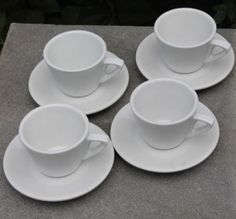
136, 33, 234, 90
110, 103, 219, 173
29, 52, 129, 115
3, 123, 114, 202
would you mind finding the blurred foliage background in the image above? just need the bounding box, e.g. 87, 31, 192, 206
0, 0, 236, 47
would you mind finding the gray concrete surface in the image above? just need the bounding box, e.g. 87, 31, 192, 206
0, 23, 236, 218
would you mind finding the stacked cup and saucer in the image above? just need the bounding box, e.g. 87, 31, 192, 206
29, 30, 129, 114
136, 8, 234, 90
4, 31, 129, 201
111, 8, 233, 172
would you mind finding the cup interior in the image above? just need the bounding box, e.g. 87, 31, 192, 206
155, 8, 216, 47
131, 79, 198, 124
19, 105, 88, 153
44, 31, 106, 71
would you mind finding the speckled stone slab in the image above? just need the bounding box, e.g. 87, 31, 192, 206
0, 23, 236, 218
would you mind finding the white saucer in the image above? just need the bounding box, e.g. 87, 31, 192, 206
110, 103, 219, 173
136, 33, 235, 90
29, 52, 129, 115
3, 123, 114, 202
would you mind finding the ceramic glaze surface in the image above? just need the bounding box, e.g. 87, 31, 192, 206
154, 8, 231, 73
44, 31, 124, 97
3, 124, 114, 201
136, 33, 234, 90
29, 52, 129, 115
130, 79, 215, 149
19, 104, 108, 177
111, 103, 219, 172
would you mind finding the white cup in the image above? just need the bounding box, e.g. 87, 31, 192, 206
19, 104, 109, 177
154, 8, 231, 73
130, 79, 215, 150
43, 30, 124, 97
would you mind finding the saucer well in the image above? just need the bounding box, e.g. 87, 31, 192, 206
136, 33, 235, 90
3, 123, 114, 202
110, 103, 219, 173
29, 52, 129, 115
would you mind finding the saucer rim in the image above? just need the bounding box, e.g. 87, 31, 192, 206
3, 123, 115, 202
136, 32, 235, 90
28, 51, 129, 115
110, 103, 220, 173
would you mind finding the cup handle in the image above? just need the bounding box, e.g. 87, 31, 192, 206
187, 113, 215, 138
204, 38, 231, 63
83, 133, 109, 160
100, 55, 124, 83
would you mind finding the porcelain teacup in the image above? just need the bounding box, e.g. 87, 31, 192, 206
19, 104, 109, 177
154, 8, 231, 73
44, 30, 124, 97
130, 78, 215, 150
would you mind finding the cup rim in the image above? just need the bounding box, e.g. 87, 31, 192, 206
154, 8, 216, 49
43, 30, 107, 72
19, 104, 89, 155
130, 78, 199, 126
